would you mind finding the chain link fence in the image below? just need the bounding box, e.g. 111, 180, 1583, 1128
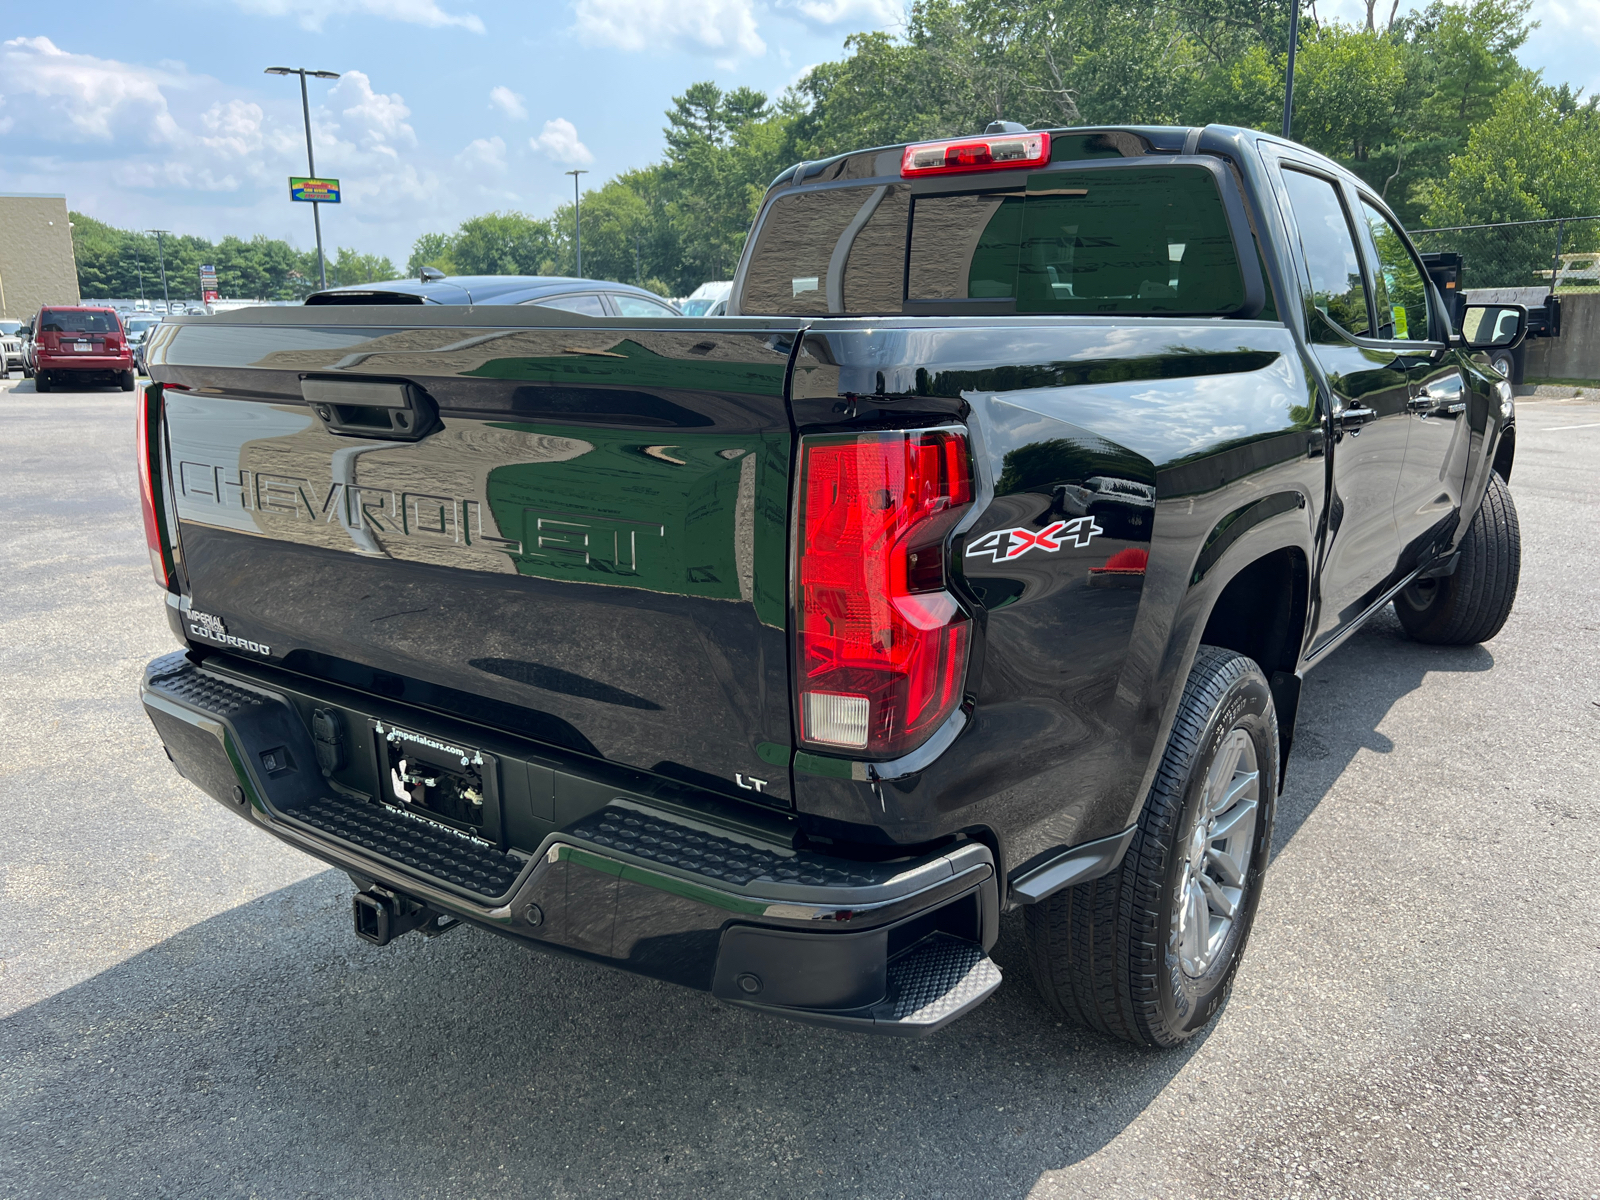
1409, 216, 1600, 293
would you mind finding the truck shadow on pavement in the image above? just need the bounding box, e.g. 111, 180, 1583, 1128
1269, 605, 1494, 864
0, 608, 1494, 1199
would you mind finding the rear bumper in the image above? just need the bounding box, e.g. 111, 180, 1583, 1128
140, 651, 1002, 1035
38, 355, 131, 371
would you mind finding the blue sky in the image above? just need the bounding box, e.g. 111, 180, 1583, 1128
2, 0, 1596, 270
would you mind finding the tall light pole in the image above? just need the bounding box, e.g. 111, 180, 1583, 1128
566, 169, 588, 277
147, 230, 171, 310
265, 66, 341, 290
1283, 0, 1301, 140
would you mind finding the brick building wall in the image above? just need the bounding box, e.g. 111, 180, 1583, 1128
0, 194, 81, 319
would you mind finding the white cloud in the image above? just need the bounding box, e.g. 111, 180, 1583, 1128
0, 36, 182, 145
324, 70, 417, 159
227, 0, 485, 33
531, 117, 594, 164
199, 99, 266, 158
776, 0, 901, 26
571, 0, 765, 57
456, 135, 507, 172
489, 85, 527, 120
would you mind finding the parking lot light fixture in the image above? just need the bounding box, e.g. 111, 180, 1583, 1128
146, 230, 171, 310
566, 169, 588, 277
265, 66, 342, 290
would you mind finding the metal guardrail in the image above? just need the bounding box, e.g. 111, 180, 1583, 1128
1410, 216, 1600, 292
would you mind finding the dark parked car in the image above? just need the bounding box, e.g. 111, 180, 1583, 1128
136, 122, 1523, 1047
307, 273, 682, 316
124, 315, 163, 376
31, 306, 135, 392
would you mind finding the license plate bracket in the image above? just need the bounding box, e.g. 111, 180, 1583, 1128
372, 720, 502, 844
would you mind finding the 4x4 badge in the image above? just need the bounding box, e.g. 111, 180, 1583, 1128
965, 517, 1104, 562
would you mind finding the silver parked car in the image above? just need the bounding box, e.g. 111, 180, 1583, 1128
0, 320, 23, 377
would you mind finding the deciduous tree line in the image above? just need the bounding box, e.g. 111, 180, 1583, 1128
71, 213, 396, 302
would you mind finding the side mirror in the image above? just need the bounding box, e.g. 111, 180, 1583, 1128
1459, 303, 1527, 351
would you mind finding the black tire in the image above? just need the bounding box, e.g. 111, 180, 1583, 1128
1488, 348, 1515, 381
1024, 646, 1278, 1047
35, 372, 50, 393
1395, 473, 1520, 645
119, 370, 136, 391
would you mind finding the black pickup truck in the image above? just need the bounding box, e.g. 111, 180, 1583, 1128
137, 124, 1525, 1047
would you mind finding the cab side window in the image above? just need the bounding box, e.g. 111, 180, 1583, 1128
1357, 201, 1431, 342
1280, 170, 1371, 339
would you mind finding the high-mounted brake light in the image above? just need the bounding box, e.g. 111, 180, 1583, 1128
901, 131, 1050, 177
136, 382, 176, 590
795, 428, 974, 757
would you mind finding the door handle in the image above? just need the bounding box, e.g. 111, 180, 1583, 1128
302, 377, 439, 440
1336, 405, 1377, 434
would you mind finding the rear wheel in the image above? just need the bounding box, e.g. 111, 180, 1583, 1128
1024, 646, 1278, 1047
35, 372, 50, 393
119, 370, 136, 391
1395, 473, 1520, 645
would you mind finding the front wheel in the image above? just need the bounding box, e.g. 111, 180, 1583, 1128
1395, 473, 1520, 645
1024, 646, 1279, 1047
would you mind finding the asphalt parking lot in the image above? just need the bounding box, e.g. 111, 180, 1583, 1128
1, 377, 1597, 1200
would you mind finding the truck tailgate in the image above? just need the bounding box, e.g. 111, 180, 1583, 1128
153, 312, 802, 806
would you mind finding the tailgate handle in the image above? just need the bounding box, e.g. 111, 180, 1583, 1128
302, 377, 438, 440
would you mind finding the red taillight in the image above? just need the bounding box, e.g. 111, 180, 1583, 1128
136, 383, 174, 590
795, 428, 974, 757
901, 131, 1050, 177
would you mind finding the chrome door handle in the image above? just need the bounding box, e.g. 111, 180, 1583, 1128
1337, 405, 1377, 433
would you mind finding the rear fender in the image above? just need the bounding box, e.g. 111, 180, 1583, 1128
1123, 489, 1316, 824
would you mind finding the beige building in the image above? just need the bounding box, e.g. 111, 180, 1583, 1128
0, 194, 80, 319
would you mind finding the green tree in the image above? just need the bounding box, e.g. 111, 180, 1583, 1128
1418, 82, 1600, 226
450, 211, 557, 275
406, 232, 457, 277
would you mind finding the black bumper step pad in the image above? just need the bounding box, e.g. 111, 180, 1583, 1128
568, 806, 883, 889
147, 655, 266, 718
886, 934, 1002, 1027
290, 795, 525, 901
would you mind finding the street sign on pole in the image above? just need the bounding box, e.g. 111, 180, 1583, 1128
289, 177, 341, 204
266, 66, 341, 290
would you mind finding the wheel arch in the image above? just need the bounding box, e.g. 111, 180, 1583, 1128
1197, 544, 1310, 783
1493, 422, 1515, 483
1132, 499, 1313, 818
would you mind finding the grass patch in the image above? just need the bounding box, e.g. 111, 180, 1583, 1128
1524, 376, 1600, 388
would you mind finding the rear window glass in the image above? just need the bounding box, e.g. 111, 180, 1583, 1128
40, 310, 119, 333
909, 167, 1245, 315
739, 165, 1247, 316
740, 187, 880, 315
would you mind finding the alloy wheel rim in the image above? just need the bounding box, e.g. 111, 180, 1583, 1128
1176, 728, 1260, 978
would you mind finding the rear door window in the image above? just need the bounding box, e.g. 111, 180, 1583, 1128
610, 293, 679, 318
1279, 170, 1372, 338
528, 293, 606, 316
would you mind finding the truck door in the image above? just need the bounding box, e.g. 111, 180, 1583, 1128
1276, 166, 1411, 649
1353, 197, 1471, 572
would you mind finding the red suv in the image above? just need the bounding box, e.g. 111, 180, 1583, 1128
32, 306, 136, 393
